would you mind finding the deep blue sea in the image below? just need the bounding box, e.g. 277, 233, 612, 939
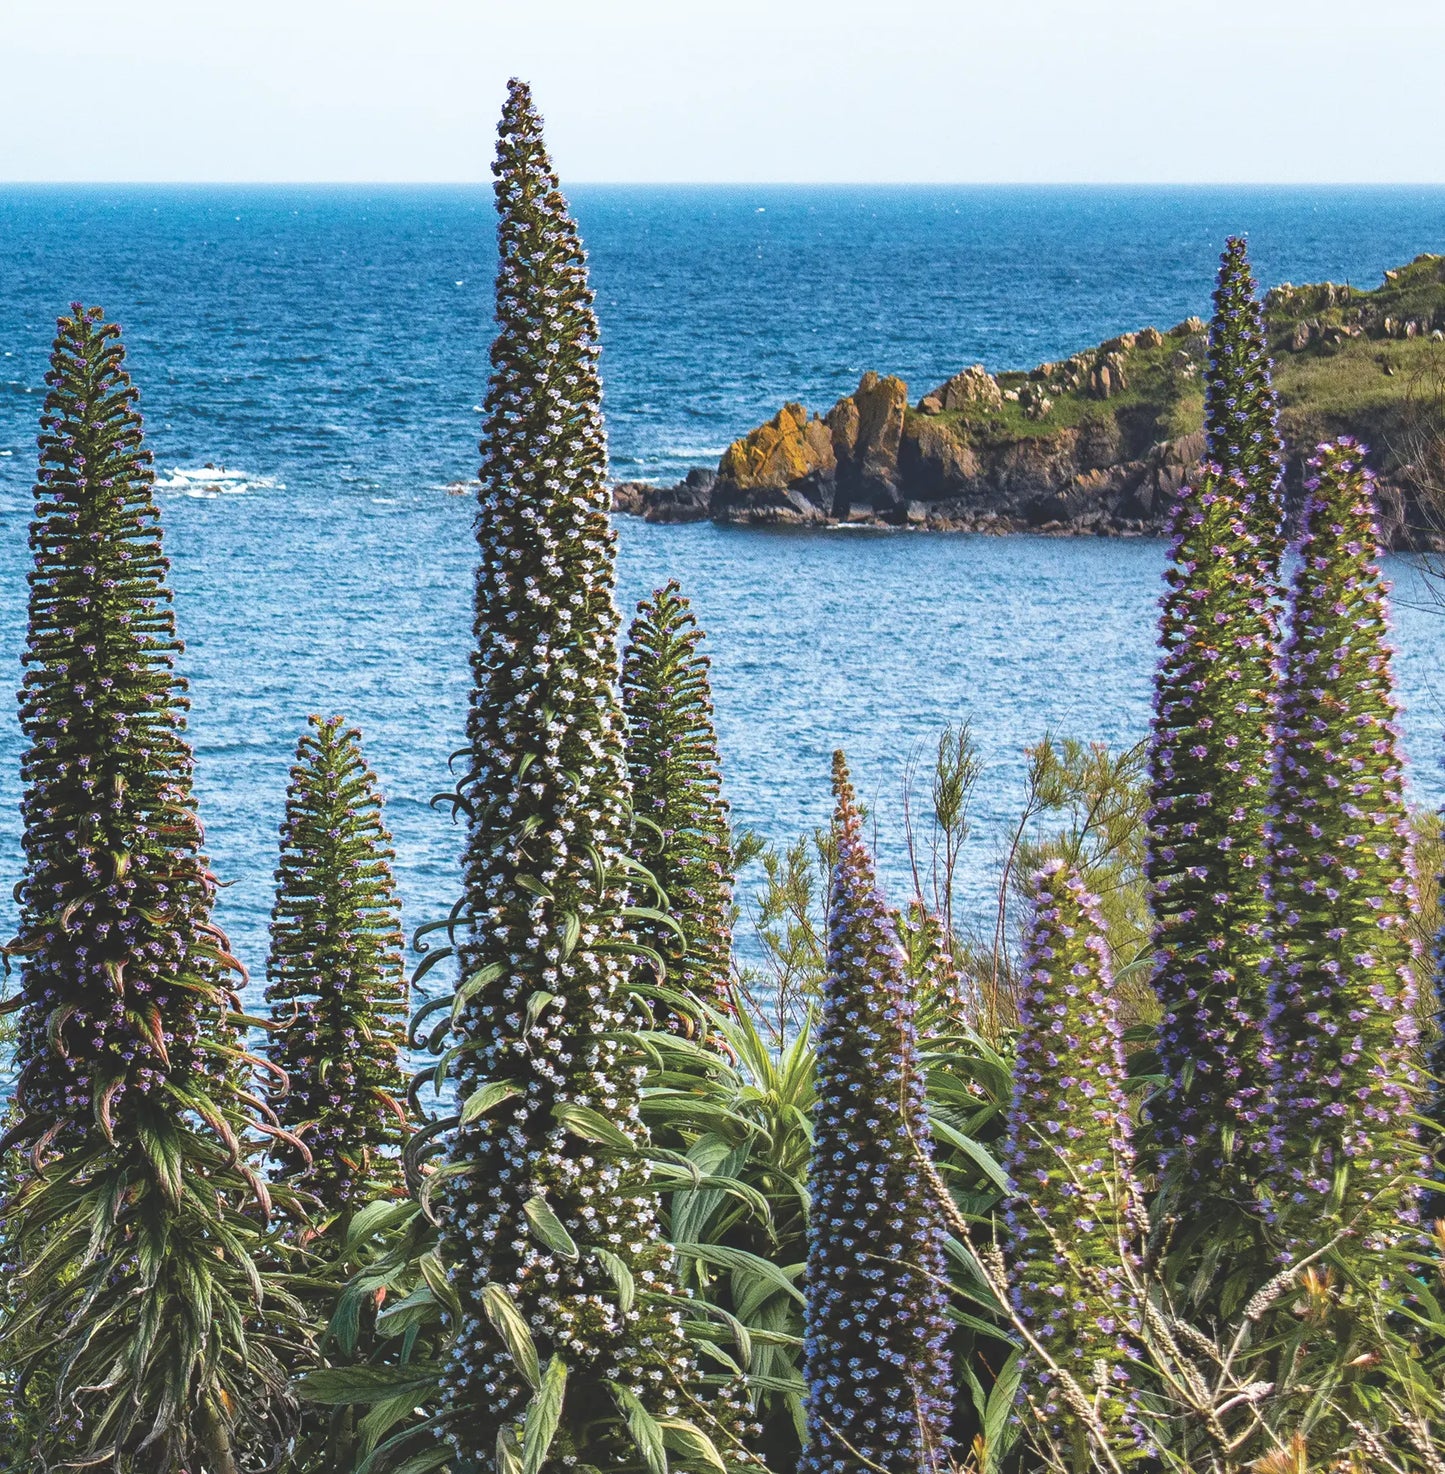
2, 185, 1445, 1004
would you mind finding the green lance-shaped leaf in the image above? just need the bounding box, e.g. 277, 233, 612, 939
264, 714, 411, 1214
0, 304, 303, 1469
423, 80, 749, 1471
1261, 438, 1425, 1253
622, 579, 737, 1023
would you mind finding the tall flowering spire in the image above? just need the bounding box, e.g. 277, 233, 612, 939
1144, 455, 1281, 1227
431, 81, 734, 1470
265, 715, 409, 1215
1204, 237, 1286, 570
799, 752, 954, 1474
621, 580, 735, 1021
1003, 861, 1148, 1461
0, 306, 296, 1470
1426, 885, 1445, 1223
1261, 440, 1423, 1246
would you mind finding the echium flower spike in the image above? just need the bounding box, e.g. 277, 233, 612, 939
799, 752, 954, 1474
1262, 439, 1423, 1247
1144, 457, 1281, 1220
622, 579, 736, 1023
1426, 862, 1445, 1222
265, 715, 409, 1217
1204, 236, 1287, 571
1003, 862, 1149, 1462
0, 306, 299, 1469
433, 82, 742, 1469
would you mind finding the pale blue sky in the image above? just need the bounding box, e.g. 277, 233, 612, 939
6, 0, 1445, 183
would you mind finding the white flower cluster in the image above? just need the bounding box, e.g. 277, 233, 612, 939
437, 79, 734, 1468
800, 754, 954, 1474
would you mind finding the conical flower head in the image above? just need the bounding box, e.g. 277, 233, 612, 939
435, 82, 733, 1468
1145, 460, 1281, 1204
10, 303, 233, 1141
622, 579, 735, 1021
265, 715, 409, 1214
1, 305, 296, 1470
1262, 439, 1423, 1244
1204, 236, 1286, 569
799, 752, 954, 1474
1004, 860, 1149, 1460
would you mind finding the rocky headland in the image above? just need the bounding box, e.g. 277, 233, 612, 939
612, 252, 1445, 548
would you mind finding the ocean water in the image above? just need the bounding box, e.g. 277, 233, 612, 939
1, 185, 1444, 1005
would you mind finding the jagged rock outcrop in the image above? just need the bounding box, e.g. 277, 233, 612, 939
712, 371, 911, 523
614, 252, 1445, 547
828, 370, 909, 513
613, 468, 715, 523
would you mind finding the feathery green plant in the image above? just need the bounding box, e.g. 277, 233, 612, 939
1261, 439, 1423, 1248
622, 580, 736, 1021
418, 79, 748, 1473
265, 714, 410, 1216
1003, 861, 1148, 1467
798, 752, 955, 1474
0, 304, 302, 1472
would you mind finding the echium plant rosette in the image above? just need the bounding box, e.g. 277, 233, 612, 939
1261, 438, 1423, 1248
265, 714, 409, 1217
798, 752, 954, 1474
1204, 236, 1286, 570
1144, 454, 1281, 1231
1003, 861, 1149, 1463
0, 305, 300, 1470
426, 81, 744, 1471
622, 579, 736, 1023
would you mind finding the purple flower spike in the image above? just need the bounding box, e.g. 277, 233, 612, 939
1261, 439, 1425, 1252
800, 752, 955, 1474
1004, 861, 1153, 1461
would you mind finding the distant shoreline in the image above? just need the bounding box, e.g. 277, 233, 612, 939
612, 251, 1445, 553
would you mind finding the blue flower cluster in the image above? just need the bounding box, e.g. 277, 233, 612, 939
800, 752, 954, 1474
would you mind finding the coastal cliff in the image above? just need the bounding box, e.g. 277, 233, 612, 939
613, 252, 1445, 547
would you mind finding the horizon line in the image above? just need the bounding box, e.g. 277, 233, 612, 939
6, 179, 1445, 190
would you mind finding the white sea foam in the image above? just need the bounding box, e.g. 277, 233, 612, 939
154, 465, 283, 498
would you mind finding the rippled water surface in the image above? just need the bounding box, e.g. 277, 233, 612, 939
1, 185, 1443, 998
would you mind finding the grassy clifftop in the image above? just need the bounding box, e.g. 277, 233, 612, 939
921, 251, 1445, 468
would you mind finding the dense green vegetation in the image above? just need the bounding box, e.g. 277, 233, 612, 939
0, 79, 1442, 1474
